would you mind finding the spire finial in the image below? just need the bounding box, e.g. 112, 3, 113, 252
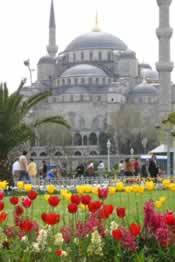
49, 0, 55, 28
92, 10, 100, 32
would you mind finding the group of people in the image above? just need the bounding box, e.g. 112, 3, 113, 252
12, 151, 37, 185
119, 154, 159, 178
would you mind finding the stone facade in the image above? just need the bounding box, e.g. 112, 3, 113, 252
22, 0, 175, 157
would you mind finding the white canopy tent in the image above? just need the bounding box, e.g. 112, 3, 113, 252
149, 144, 173, 153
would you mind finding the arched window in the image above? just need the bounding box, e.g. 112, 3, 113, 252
73, 133, 82, 146
73, 53, 76, 62
81, 78, 85, 84
89, 133, 97, 145
62, 79, 65, 85
81, 52, 84, 61
96, 78, 99, 85
102, 78, 106, 85
68, 79, 71, 85
55, 152, 62, 156
98, 51, 102, 60
89, 52, 93, 61
90, 151, 97, 155
74, 78, 78, 85
66, 54, 69, 62
40, 152, 47, 157
31, 152, 37, 157
83, 135, 88, 145
74, 151, 81, 156
108, 51, 112, 61
88, 78, 92, 85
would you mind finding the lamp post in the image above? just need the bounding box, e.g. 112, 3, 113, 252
166, 128, 171, 176
107, 139, 111, 172
130, 147, 134, 159
24, 59, 33, 86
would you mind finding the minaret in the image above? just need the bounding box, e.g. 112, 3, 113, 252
156, 0, 174, 118
47, 0, 58, 57
92, 10, 100, 32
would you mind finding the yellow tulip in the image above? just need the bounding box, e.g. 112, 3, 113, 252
64, 192, 72, 201
91, 187, 98, 196
116, 182, 124, 191
24, 183, 32, 192
80, 204, 88, 210
132, 184, 139, 193
145, 181, 154, 191
16, 181, 24, 189
162, 179, 171, 188
154, 200, 162, 208
169, 183, 175, 191
124, 186, 132, 193
0, 180, 8, 189
46, 184, 55, 194
138, 185, 144, 193
108, 186, 116, 195
44, 194, 50, 201
159, 196, 166, 203
60, 189, 68, 196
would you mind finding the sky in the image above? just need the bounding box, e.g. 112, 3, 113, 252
0, 0, 175, 92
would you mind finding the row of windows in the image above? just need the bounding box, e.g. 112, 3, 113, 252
50, 95, 106, 103
64, 51, 112, 63
57, 77, 111, 86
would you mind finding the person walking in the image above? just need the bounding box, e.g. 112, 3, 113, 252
97, 160, 105, 178
19, 151, 30, 182
133, 158, 140, 176
12, 158, 21, 185
119, 160, 125, 177
148, 154, 159, 179
28, 158, 38, 185
124, 158, 134, 177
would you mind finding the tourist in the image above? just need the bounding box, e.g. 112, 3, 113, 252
28, 158, 38, 185
18, 151, 30, 182
148, 154, 159, 179
12, 158, 21, 185
42, 160, 47, 179
119, 160, 125, 177
87, 162, 94, 176
46, 168, 57, 181
97, 160, 105, 178
76, 163, 85, 177
124, 158, 134, 177
133, 158, 140, 176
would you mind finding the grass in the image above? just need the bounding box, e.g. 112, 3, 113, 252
2, 189, 175, 225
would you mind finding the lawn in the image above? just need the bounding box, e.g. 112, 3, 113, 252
3, 189, 174, 225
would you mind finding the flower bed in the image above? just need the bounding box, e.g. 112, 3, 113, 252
0, 180, 175, 261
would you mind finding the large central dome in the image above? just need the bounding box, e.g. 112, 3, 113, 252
65, 31, 127, 51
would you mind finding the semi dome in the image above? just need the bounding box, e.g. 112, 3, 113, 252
65, 31, 127, 51
61, 64, 107, 77
38, 56, 55, 65
131, 81, 158, 96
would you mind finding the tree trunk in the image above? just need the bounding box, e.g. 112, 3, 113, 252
0, 159, 14, 186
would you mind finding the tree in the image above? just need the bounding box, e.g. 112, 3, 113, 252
0, 81, 70, 183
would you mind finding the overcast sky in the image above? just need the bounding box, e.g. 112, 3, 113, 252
0, 0, 175, 92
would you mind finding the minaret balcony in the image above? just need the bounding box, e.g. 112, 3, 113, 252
156, 27, 173, 38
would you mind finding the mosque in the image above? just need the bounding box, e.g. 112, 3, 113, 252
22, 0, 174, 157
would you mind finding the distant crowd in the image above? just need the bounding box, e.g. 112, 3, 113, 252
12, 151, 162, 186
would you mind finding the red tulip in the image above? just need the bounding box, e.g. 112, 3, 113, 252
112, 228, 122, 240
98, 187, 108, 199
71, 194, 81, 205
27, 190, 38, 200
14, 205, 24, 216
55, 249, 62, 256
0, 200, 4, 211
10, 196, 19, 205
48, 195, 60, 207
19, 218, 33, 232
88, 201, 102, 213
116, 207, 126, 218
21, 197, 32, 208
129, 223, 141, 236
81, 195, 91, 205
0, 191, 4, 200
0, 212, 7, 223
164, 211, 175, 225
67, 203, 78, 213
41, 212, 60, 225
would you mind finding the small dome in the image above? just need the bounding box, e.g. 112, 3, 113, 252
141, 69, 159, 82
38, 56, 55, 65
139, 63, 152, 70
65, 31, 127, 51
61, 64, 107, 78
131, 81, 158, 96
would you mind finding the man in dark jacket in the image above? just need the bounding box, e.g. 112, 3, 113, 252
148, 154, 159, 178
